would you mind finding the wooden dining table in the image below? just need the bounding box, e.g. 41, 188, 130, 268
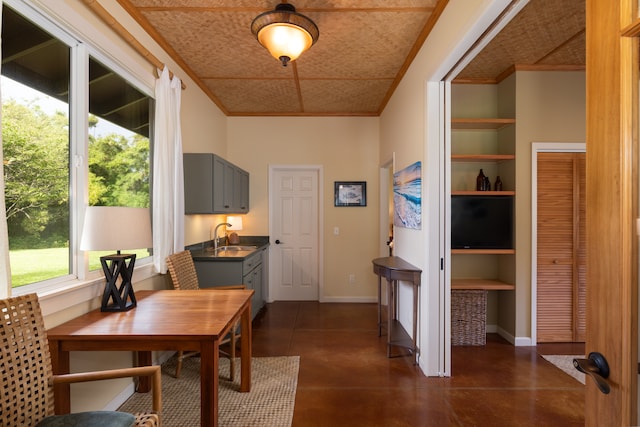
47, 289, 253, 427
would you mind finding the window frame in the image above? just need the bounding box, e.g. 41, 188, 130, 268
4, 0, 156, 312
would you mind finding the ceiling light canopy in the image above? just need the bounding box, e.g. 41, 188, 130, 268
251, 2, 319, 67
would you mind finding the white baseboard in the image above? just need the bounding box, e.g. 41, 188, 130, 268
103, 383, 136, 411
496, 326, 533, 346
514, 336, 533, 346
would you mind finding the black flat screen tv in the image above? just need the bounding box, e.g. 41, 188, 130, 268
451, 195, 514, 249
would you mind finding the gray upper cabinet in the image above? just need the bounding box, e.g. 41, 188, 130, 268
184, 153, 249, 214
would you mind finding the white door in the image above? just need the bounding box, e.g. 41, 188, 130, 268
269, 167, 320, 301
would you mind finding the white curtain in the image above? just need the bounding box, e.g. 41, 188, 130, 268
152, 67, 185, 274
0, 2, 10, 298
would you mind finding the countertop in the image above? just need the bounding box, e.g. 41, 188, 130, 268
187, 236, 269, 262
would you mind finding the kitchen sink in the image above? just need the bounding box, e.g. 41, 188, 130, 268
205, 245, 257, 253
202, 245, 259, 258
215, 245, 257, 251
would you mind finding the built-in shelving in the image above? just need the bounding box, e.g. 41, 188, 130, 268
450, 84, 517, 344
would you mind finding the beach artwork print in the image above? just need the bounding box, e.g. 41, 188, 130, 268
393, 161, 422, 229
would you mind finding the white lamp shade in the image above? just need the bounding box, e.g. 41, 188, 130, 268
226, 216, 243, 231
80, 206, 152, 252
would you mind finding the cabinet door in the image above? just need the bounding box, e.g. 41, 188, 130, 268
184, 153, 213, 213
242, 266, 258, 318
223, 161, 234, 211
252, 264, 262, 317
195, 261, 243, 287
212, 156, 234, 212
234, 167, 249, 213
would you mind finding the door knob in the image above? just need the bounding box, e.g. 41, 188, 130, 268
573, 352, 610, 394
275, 239, 282, 244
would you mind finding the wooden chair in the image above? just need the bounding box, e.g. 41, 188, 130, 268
166, 250, 244, 380
0, 293, 161, 427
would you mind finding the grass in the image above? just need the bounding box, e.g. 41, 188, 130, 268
9, 247, 150, 287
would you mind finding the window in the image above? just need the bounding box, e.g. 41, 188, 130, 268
86, 56, 152, 271
2, 3, 153, 288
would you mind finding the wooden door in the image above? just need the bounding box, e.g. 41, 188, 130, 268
269, 168, 319, 301
585, 0, 638, 424
536, 152, 586, 342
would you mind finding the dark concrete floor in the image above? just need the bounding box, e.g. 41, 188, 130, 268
251, 301, 585, 427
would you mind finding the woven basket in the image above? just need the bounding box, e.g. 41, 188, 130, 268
451, 290, 487, 346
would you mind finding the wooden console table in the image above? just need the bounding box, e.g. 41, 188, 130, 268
372, 256, 421, 364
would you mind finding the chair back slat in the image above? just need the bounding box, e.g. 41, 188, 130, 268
0, 293, 53, 426
166, 251, 200, 290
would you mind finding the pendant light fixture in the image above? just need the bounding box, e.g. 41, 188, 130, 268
251, 2, 319, 67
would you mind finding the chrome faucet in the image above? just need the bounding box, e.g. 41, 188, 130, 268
213, 222, 231, 251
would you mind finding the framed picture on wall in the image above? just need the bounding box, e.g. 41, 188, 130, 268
393, 161, 421, 229
334, 181, 367, 207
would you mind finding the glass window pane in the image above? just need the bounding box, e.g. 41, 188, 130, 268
2, 6, 70, 287
86, 57, 151, 270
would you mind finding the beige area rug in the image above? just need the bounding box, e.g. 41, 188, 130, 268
119, 356, 300, 426
542, 355, 586, 385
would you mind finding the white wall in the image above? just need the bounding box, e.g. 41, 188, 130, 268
227, 116, 380, 301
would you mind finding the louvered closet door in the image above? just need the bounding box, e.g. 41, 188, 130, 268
537, 152, 586, 342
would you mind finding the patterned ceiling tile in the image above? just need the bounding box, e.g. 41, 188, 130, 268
300, 79, 391, 114
117, 0, 584, 115
456, 0, 585, 81
205, 78, 302, 113
295, 10, 431, 79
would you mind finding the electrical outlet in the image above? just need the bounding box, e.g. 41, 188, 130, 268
349, 274, 355, 284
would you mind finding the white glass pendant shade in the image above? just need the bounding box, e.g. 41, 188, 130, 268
257, 23, 313, 63
251, 2, 319, 67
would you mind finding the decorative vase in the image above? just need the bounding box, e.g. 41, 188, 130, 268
494, 176, 503, 191
476, 169, 485, 191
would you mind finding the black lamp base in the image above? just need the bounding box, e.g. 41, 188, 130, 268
100, 253, 137, 312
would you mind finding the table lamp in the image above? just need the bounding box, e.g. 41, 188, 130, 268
226, 216, 243, 245
80, 206, 152, 312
